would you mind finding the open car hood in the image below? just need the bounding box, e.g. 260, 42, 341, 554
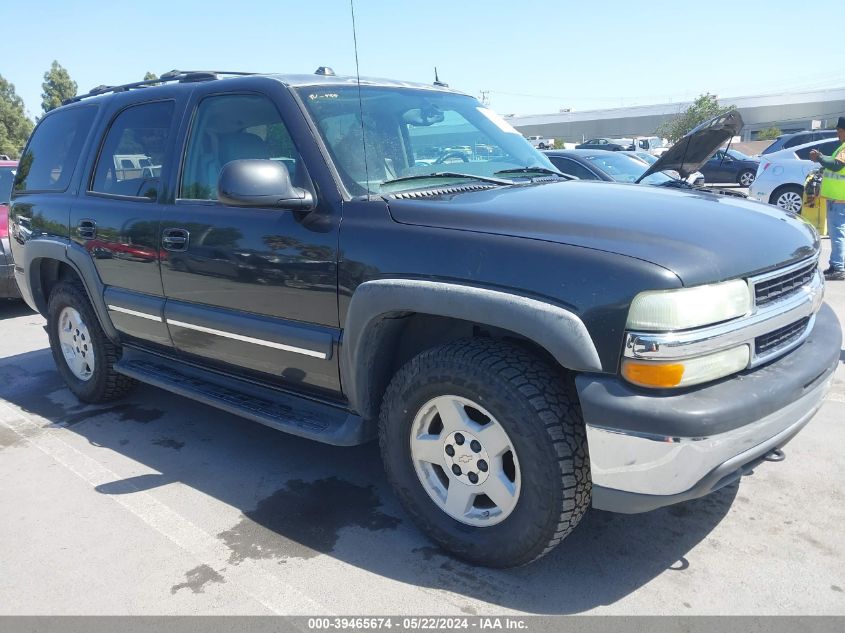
636, 110, 744, 183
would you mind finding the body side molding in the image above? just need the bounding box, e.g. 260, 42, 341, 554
341, 278, 602, 418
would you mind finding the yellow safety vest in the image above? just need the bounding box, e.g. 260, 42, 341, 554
820, 141, 845, 201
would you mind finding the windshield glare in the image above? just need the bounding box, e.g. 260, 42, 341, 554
297, 86, 557, 194
584, 153, 673, 185
726, 149, 750, 160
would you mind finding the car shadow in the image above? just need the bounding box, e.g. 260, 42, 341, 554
0, 300, 36, 319
1, 347, 738, 614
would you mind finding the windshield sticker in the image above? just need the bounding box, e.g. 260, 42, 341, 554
476, 107, 520, 135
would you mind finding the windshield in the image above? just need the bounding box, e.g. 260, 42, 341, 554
0, 166, 16, 203
297, 86, 556, 194
726, 149, 750, 160
583, 153, 673, 185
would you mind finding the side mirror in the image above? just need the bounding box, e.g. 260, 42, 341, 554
218, 159, 314, 210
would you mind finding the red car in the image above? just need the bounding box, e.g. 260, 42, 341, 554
1, 159, 21, 299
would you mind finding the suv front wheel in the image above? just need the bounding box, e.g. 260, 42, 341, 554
379, 338, 590, 567
47, 281, 136, 403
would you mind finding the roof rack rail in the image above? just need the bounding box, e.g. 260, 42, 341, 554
62, 70, 259, 105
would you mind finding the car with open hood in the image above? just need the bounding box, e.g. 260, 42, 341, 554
9, 70, 840, 568
544, 112, 755, 196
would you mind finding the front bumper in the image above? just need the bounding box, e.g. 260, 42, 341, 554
577, 301, 841, 513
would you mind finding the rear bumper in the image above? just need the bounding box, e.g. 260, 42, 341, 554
0, 262, 21, 299
577, 302, 840, 513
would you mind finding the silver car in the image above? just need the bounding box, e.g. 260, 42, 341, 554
749, 137, 841, 213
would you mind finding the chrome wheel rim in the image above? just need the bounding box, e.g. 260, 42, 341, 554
776, 191, 802, 213
409, 395, 521, 527
57, 307, 95, 381
740, 171, 755, 186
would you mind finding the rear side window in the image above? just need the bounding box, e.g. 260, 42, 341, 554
90, 101, 174, 200
13, 107, 96, 193
784, 134, 811, 149
796, 140, 839, 160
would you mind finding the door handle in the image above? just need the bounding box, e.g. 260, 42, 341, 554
162, 228, 190, 251
77, 219, 97, 240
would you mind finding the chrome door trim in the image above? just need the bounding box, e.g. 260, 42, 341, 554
107, 304, 163, 322
165, 318, 328, 359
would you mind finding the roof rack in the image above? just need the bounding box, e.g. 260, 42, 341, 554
62, 70, 258, 105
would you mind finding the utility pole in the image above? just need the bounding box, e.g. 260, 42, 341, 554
479, 90, 491, 107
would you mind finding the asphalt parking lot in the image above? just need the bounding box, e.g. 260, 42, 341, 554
0, 242, 843, 616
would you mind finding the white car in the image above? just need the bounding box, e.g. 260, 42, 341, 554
749, 137, 841, 213
526, 135, 555, 150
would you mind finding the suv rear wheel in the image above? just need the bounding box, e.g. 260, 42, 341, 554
47, 281, 136, 403
379, 338, 590, 567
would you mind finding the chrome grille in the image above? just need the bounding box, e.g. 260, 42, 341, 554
755, 317, 810, 357
754, 261, 817, 307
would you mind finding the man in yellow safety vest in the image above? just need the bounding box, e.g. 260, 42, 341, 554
810, 117, 845, 281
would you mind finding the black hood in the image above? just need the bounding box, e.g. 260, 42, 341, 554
636, 110, 744, 183
386, 180, 818, 287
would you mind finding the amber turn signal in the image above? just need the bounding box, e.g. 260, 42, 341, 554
621, 360, 685, 388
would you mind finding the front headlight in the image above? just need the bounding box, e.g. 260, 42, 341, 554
626, 279, 752, 331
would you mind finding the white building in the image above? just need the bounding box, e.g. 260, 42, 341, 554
508, 87, 845, 142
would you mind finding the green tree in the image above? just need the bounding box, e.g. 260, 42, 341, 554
143, 71, 159, 85
656, 93, 736, 142
757, 126, 781, 140
41, 61, 78, 114
0, 74, 33, 158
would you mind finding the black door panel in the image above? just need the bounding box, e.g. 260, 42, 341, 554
71, 197, 165, 296
160, 89, 342, 395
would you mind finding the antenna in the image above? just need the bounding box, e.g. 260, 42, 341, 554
349, 0, 370, 197
434, 67, 448, 87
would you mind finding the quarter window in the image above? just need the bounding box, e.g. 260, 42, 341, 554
180, 94, 302, 201
13, 106, 96, 193
90, 101, 174, 200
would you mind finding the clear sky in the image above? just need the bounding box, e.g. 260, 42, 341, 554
3, 0, 842, 120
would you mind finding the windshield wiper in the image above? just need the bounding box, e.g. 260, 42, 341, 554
494, 167, 572, 179
381, 172, 513, 188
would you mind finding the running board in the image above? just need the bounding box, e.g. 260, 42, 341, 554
115, 348, 372, 446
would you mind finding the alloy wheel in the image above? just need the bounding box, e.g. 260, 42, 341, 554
409, 395, 520, 527
740, 171, 755, 186
776, 191, 803, 213
57, 306, 95, 381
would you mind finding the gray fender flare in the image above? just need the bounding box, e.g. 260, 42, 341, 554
340, 279, 602, 419
22, 238, 119, 343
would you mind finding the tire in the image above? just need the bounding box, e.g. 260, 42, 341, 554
738, 169, 756, 187
379, 338, 590, 567
771, 185, 803, 213
47, 281, 136, 403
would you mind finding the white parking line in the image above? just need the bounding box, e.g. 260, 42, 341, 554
0, 399, 333, 617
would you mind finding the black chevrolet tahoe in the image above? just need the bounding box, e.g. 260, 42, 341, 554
9, 70, 841, 568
